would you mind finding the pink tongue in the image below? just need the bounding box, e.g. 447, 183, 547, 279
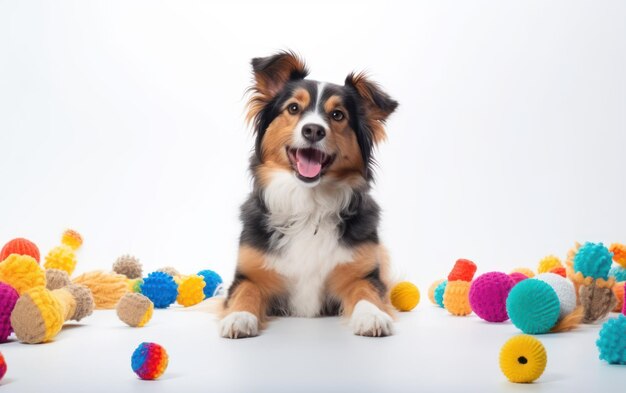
295, 149, 322, 178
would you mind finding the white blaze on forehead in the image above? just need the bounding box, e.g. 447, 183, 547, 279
292, 82, 329, 148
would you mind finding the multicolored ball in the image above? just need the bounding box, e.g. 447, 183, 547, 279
197, 269, 223, 298
469, 272, 514, 322
500, 335, 547, 383
0, 238, 40, 263
596, 314, 626, 365
131, 342, 169, 380
0, 282, 19, 342
506, 279, 560, 334
390, 281, 420, 311
140, 272, 178, 309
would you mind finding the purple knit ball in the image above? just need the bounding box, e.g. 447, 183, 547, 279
0, 282, 19, 342
508, 272, 528, 285
469, 272, 515, 322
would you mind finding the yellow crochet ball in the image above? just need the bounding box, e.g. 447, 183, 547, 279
390, 281, 420, 311
44, 245, 77, 276
11, 287, 64, 343
0, 254, 46, 294
537, 255, 562, 274
176, 275, 206, 307
61, 229, 83, 250
500, 335, 547, 383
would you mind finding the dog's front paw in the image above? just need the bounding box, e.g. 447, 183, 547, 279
220, 311, 259, 339
349, 300, 394, 337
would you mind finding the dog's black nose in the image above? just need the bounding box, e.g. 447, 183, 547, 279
302, 123, 326, 143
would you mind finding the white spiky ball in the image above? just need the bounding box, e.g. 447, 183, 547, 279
535, 273, 576, 319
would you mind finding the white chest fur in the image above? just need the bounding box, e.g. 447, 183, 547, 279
263, 171, 354, 317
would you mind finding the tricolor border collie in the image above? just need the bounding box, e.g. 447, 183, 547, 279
220, 51, 398, 338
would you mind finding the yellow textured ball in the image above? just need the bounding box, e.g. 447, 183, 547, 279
390, 281, 420, 311
537, 255, 562, 274
500, 335, 547, 383
443, 280, 472, 316
44, 245, 77, 276
61, 229, 83, 250
0, 254, 46, 294
176, 275, 206, 307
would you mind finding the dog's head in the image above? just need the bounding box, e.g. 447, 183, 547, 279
247, 51, 397, 188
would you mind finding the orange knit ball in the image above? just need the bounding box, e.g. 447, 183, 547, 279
0, 238, 40, 263
448, 259, 477, 282
610, 243, 626, 268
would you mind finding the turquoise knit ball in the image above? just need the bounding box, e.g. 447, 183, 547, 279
609, 265, 626, 282
434, 280, 447, 308
506, 279, 560, 334
597, 315, 626, 365
573, 242, 613, 280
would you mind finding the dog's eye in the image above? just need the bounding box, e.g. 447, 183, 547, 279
331, 110, 344, 121
287, 103, 300, 114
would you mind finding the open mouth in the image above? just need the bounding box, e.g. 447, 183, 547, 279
286, 147, 335, 183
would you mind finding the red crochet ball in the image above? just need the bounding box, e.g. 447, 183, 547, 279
469, 272, 515, 322
0, 238, 40, 263
448, 259, 477, 282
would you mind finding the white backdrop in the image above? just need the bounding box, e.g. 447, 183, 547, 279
1, 0, 625, 291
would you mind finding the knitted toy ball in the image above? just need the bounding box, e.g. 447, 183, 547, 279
500, 335, 547, 383
45, 269, 71, 290
535, 273, 576, 320
44, 245, 77, 276
434, 280, 447, 307
0, 351, 6, 381
140, 272, 178, 309
509, 272, 529, 285
116, 293, 154, 327
390, 281, 420, 311
113, 255, 143, 279
156, 266, 180, 278
447, 259, 477, 281
176, 275, 206, 307
131, 342, 169, 380
0, 238, 40, 263
469, 272, 514, 322
10, 287, 64, 344
61, 229, 83, 250
510, 268, 535, 278
596, 314, 626, 364
428, 279, 445, 305
506, 279, 560, 334
0, 254, 46, 294
609, 265, 626, 282
0, 282, 19, 342
537, 255, 562, 274
573, 242, 613, 280
197, 269, 223, 298
609, 243, 626, 268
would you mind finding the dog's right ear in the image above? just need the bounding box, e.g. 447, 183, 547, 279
247, 51, 308, 125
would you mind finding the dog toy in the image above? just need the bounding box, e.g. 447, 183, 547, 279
116, 293, 154, 327
434, 280, 447, 307
46, 269, 71, 290
572, 242, 617, 323
43, 230, 83, 276
500, 335, 547, 383
141, 272, 178, 309
113, 255, 143, 279
537, 255, 562, 274
609, 265, 626, 282
198, 269, 223, 298
11, 284, 94, 344
596, 314, 626, 364
127, 278, 143, 293
390, 281, 420, 311
0, 352, 6, 381
469, 272, 514, 322
156, 267, 180, 277
61, 229, 83, 250
72, 271, 128, 309
509, 272, 528, 284
609, 243, 626, 268
511, 268, 534, 278
613, 283, 625, 312
443, 259, 477, 316
0, 254, 46, 294
428, 279, 445, 305
549, 266, 566, 277
176, 275, 206, 307
623, 282, 626, 315
506, 279, 560, 334
0, 282, 19, 342
535, 273, 576, 320
0, 238, 40, 263
131, 342, 169, 380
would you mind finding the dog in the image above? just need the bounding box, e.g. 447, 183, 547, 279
220, 51, 398, 338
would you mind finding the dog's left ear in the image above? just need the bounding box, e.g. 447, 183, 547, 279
345, 72, 398, 142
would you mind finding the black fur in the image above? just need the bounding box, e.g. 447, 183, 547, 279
338, 192, 380, 246
363, 266, 386, 298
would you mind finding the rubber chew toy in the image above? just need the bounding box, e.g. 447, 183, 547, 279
572, 242, 617, 323
506, 279, 560, 334
0, 238, 40, 263
500, 335, 547, 383
0, 254, 46, 294
443, 259, 477, 316
72, 271, 128, 309
141, 272, 178, 309
43, 229, 83, 276
428, 279, 445, 305
0, 283, 19, 342
131, 342, 169, 380
596, 314, 626, 365
113, 255, 143, 279
176, 275, 206, 307
390, 281, 420, 311
197, 269, 223, 298
10, 284, 94, 344
116, 293, 154, 327
469, 272, 514, 322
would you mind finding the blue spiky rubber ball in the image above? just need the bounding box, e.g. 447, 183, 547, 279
574, 242, 613, 280
506, 279, 560, 334
140, 272, 178, 309
434, 280, 447, 308
597, 315, 626, 365
197, 269, 223, 298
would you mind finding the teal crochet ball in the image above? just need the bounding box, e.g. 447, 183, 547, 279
609, 265, 626, 282
506, 279, 560, 334
597, 315, 626, 364
434, 280, 447, 308
573, 242, 613, 280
